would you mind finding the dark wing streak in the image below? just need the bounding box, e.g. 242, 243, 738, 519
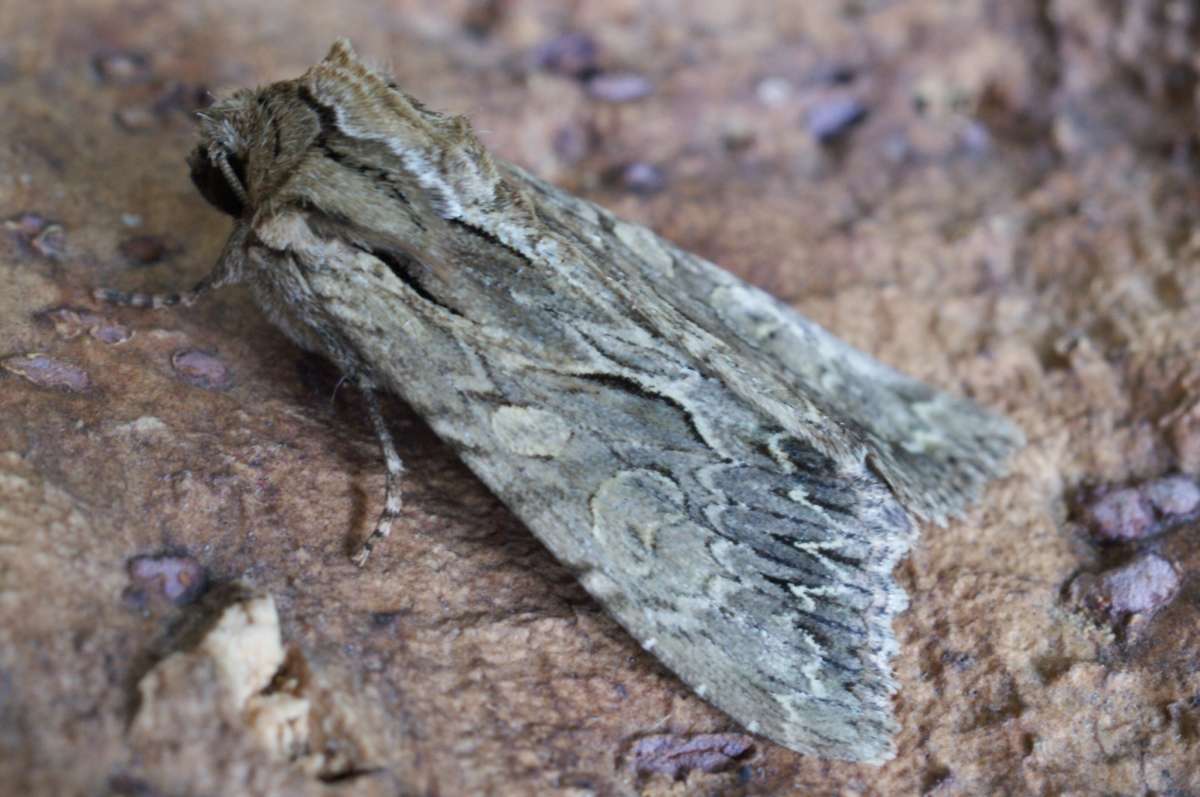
505, 163, 1023, 522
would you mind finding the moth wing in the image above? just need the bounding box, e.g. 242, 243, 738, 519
505, 163, 1023, 522
270, 46, 1022, 762
259, 197, 913, 761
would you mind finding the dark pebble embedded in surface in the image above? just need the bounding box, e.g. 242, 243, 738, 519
38, 307, 95, 339
810, 63, 858, 85
1143, 475, 1200, 516
534, 32, 600, 79
631, 734, 755, 779
806, 96, 868, 143
119, 234, 177, 266
1085, 487, 1154, 541
462, 0, 509, 37
2, 353, 91, 392
552, 124, 593, 164
1083, 475, 1200, 541
616, 162, 666, 195
6, 212, 51, 238
127, 553, 208, 605
1073, 553, 1180, 620
171, 349, 233, 391
5, 212, 67, 260
91, 323, 132, 344
38, 307, 131, 344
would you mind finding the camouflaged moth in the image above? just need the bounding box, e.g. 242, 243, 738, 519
99, 40, 1021, 762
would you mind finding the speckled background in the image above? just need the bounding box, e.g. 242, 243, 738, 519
2, 2, 1199, 795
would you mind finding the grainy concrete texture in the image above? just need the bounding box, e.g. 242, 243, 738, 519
2, 2, 1199, 795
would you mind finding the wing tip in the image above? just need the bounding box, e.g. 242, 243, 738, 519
876, 397, 1025, 525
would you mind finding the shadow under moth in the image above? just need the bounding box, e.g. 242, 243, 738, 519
98, 40, 1022, 763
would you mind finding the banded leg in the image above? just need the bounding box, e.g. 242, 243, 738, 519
94, 269, 227, 308
352, 380, 405, 567
94, 222, 248, 309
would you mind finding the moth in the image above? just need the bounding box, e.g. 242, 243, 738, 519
98, 40, 1021, 763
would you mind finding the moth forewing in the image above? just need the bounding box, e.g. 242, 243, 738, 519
99, 39, 1021, 763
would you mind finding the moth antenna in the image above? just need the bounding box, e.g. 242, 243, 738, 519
210, 145, 249, 206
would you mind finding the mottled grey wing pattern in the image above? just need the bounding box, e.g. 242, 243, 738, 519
238, 45, 1021, 762
505, 164, 1022, 522
270, 210, 917, 761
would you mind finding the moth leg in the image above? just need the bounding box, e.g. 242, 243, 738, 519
94, 223, 249, 309
352, 379, 405, 567
94, 269, 229, 309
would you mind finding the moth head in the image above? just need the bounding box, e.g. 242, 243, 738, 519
189, 90, 258, 218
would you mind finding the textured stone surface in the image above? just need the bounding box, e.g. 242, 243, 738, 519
1, 1, 1198, 795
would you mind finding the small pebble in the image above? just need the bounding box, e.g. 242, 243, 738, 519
38, 307, 98, 339
128, 553, 207, 605
534, 32, 599, 79
38, 307, 131, 344
616, 162, 666, 196
755, 76, 793, 108
5, 212, 66, 260
1143, 475, 1200, 517
586, 71, 653, 103
5, 211, 49, 239
806, 95, 868, 143
631, 733, 754, 780
1076, 554, 1180, 619
91, 322, 132, 345
1083, 475, 1200, 541
172, 349, 232, 391
1105, 554, 1180, 615
552, 124, 592, 164
1085, 487, 1154, 541
2, 353, 91, 392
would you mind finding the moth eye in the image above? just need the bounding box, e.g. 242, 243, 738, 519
187, 145, 247, 217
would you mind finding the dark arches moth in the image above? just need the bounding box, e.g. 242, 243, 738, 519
99, 40, 1021, 762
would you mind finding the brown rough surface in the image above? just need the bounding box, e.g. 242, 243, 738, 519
1, 1, 1198, 795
